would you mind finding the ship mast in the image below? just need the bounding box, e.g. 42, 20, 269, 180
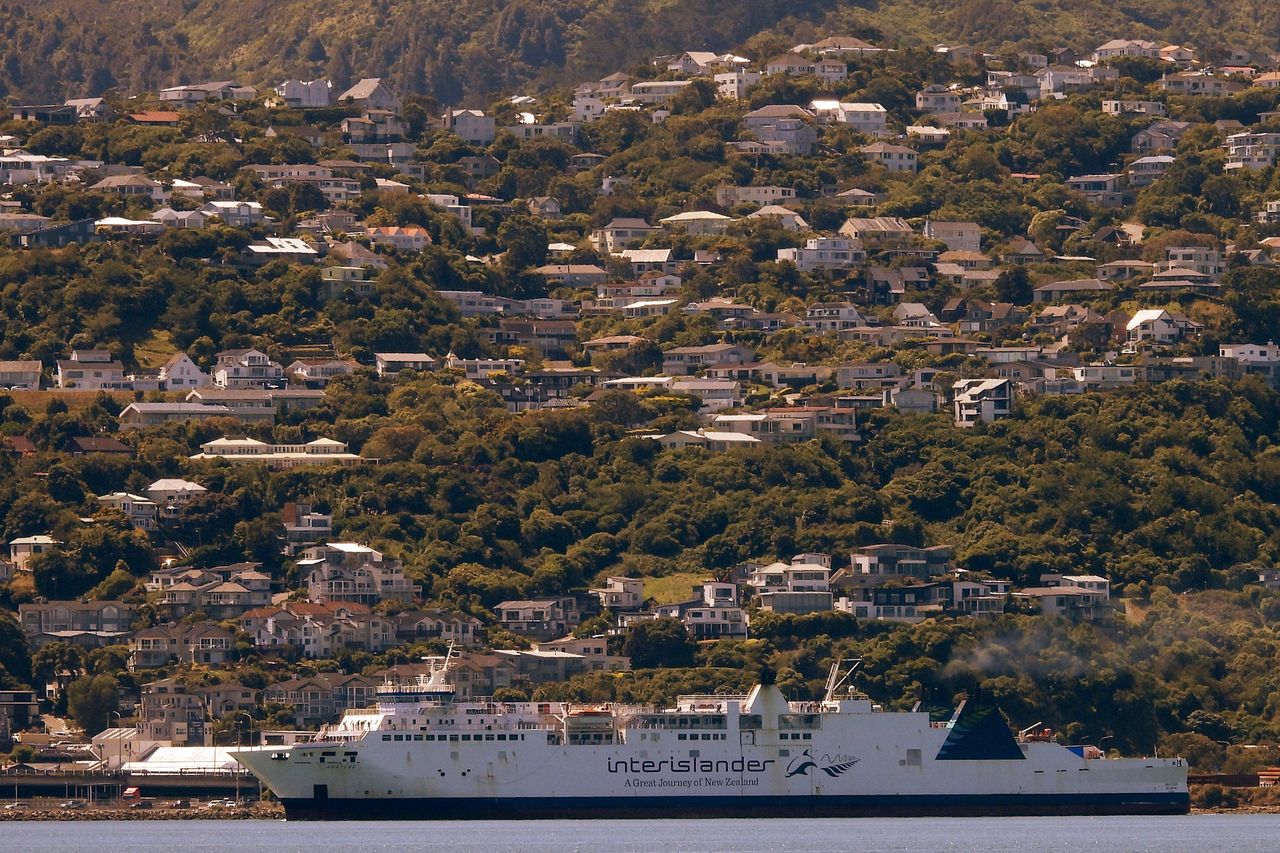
823, 658, 863, 702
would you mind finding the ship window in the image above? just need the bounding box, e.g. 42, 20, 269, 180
677, 734, 687, 741
413, 735, 423, 741
425, 735, 435, 741
382, 735, 391, 741
496, 734, 506, 741
485, 734, 495, 741
449, 735, 460, 742
462, 735, 471, 741
393, 735, 404, 741
779, 749, 790, 757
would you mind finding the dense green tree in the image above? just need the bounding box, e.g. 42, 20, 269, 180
623, 617, 697, 669
66, 674, 120, 737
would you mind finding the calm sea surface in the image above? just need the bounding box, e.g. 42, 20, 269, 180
3, 816, 1276, 853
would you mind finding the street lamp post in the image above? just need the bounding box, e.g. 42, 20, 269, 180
108, 711, 122, 774
235, 711, 254, 805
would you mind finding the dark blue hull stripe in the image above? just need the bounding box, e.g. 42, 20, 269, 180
281, 792, 1191, 820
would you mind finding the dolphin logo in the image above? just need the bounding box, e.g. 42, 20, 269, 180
785, 749, 817, 778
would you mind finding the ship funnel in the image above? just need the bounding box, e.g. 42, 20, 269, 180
743, 683, 789, 719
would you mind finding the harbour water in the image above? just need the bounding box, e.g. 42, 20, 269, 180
3, 815, 1277, 853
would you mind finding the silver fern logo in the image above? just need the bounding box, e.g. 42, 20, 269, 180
785, 749, 860, 778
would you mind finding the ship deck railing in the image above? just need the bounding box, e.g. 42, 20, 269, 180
675, 694, 749, 706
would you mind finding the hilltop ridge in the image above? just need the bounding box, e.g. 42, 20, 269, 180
2, 0, 1278, 104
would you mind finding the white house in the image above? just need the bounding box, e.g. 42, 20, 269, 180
9, 535, 60, 571
97, 492, 159, 531
200, 200, 265, 227
337, 78, 401, 113
274, 79, 332, 108
748, 558, 833, 614
55, 350, 126, 390
443, 108, 496, 146
810, 100, 888, 137
861, 142, 918, 173
213, 349, 285, 389
189, 437, 366, 469
146, 478, 208, 521
655, 582, 748, 640
159, 352, 211, 390
589, 577, 645, 611
952, 378, 1013, 427
1125, 309, 1201, 348
778, 237, 866, 271
375, 353, 437, 377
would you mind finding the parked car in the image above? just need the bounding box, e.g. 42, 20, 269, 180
59, 800, 87, 809
4, 802, 28, 810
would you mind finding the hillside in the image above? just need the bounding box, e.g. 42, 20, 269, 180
3, 0, 1279, 105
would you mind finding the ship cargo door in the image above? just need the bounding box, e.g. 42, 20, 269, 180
313, 784, 328, 801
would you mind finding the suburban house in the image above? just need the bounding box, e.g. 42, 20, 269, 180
90, 174, 169, 203
18, 600, 136, 646
55, 349, 126, 390
273, 79, 333, 108
213, 349, 286, 389
589, 577, 646, 611
392, 610, 483, 647
861, 142, 918, 173
590, 218, 656, 252
715, 185, 796, 207
662, 343, 755, 375
146, 478, 208, 522
1224, 132, 1280, 171
748, 557, 833, 614
136, 678, 210, 746
655, 582, 748, 640
493, 598, 581, 640
777, 237, 866, 271
367, 225, 431, 252
200, 200, 266, 227
189, 436, 366, 468
1125, 309, 1202, 349
375, 352, 437, 377
286, 358, 357, 387
96, 492, 159, 531
952, 378, 1014, 427
443, 108, 496, 145
299, 542, 419, 605
0, 360, 41, 389
128, 623, 236, 671
849, 544, 952, 579
337, 78, 401, 112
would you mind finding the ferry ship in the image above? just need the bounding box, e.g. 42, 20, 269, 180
233, 657, 1188, 820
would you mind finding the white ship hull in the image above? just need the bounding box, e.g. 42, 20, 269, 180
234, 681, 1188, 820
